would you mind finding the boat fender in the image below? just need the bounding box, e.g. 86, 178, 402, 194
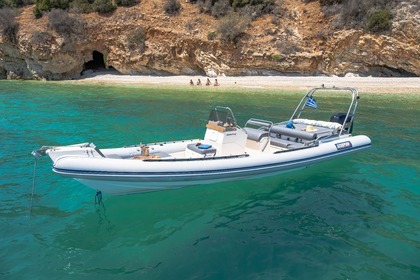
286, 121, 295, 129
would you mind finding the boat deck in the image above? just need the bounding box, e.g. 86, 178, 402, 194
127, 119, 344, 161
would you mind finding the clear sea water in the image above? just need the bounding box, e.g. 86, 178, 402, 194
0, 80, 419, 279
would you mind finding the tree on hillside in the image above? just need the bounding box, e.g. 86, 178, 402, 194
217, 11, 250, 42
0, 7, 19, 44
47, 8, 84, 37
164, 0, 181, 15
93, 0, 116, 14
126, 26, 146, 52
193, 0, 276, 18
320, 0, 396, 31
1, 0, 32, 8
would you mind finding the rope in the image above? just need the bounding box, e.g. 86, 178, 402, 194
94, 191, 112, 228
30, 157, 37, 213
95, 191, 103, 205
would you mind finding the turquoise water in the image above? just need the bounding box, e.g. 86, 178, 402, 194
1, 81, 419, 279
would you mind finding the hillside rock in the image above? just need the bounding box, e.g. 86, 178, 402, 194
0, 1, 418, 80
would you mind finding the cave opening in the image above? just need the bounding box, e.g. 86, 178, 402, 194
84, 51, 105, 70
82, 50, 120, 75
369, 65, 417, 77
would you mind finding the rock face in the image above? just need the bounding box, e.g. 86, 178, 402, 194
323, 30, 419, 77
0, 1, 419, 80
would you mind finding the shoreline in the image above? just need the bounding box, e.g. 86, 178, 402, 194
68, 74, 420, 94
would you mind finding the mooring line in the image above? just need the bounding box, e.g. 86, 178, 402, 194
30, 157, 37, 213
95, 191, 112, 227
95, 191, 103, 206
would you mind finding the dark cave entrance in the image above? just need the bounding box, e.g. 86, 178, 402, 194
82, 50, 120, 76
84, 50, 106, 71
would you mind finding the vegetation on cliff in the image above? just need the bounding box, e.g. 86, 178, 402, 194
1, 0, 396, 33
0, 0, 418, 80
0, 7, 18, 44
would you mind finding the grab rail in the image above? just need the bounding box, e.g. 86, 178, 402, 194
289, 87, 359, 136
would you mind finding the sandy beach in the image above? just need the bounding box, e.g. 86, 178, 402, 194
73, 73, 420, 94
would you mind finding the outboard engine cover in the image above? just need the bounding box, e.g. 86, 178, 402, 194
330, 113, 353, 133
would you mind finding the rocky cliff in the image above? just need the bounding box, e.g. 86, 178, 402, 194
0, 0, 419, 80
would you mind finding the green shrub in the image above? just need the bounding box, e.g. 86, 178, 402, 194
320, 0, 396, 30
127, 26, 145, 52
207, 31, 216, 40
211, 0, 230, 18
93, 0, 116, 14
116, 0, 138, 7
195, 0, 275, 19
196, 0, 211, 14
69, 0, 95, 13
319, 0, 342, 5
276, 40, 301, 55
231, 0, 275, 9
271, 53, 281, 60
47, 8, 84, 37
163, 0, 181, 15
1, 0, 30, 8
216, 11, 250, 42
367, 9, 392, 32
30, 30, 53, 45
0, 7, 18, 44
35, 0, 69, 12
33, 6, 42, 18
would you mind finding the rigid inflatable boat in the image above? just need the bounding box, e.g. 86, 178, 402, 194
33, 87, 371, 194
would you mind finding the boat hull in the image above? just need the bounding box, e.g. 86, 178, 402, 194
52, 135, 371, 194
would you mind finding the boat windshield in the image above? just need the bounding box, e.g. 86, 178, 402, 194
208, 106, 237, 127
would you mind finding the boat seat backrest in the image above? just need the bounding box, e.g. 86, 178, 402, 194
244, 127, 269, 142
271, 125, 317, 141
293, 119, 342, 130
270, 138, 304, 149
245, 119, 272, 128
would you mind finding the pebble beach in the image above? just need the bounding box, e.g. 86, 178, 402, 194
74, 73, 420, 94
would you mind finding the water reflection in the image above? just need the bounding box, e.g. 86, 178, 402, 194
1, 82, 419, 279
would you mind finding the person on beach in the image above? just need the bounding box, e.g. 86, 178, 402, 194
196, 79, 202, 85
214, 79, 219, 86
206, 78, 211, 86
190, 79, 194, 86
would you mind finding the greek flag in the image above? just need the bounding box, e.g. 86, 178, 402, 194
305, 96, 318, 109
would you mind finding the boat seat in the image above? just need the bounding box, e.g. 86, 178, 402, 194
270, 138, 304, 149
245, 119, 272, 128
292, 123, 335, 139
187, 144, 217, 156
270, 138, 290, 148
244, 127, 269, 142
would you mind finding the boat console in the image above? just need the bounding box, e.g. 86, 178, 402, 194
202, 107, 247, 156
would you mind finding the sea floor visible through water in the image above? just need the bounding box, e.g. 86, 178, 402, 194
0, 81, 419, 279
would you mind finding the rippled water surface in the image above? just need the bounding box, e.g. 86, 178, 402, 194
1, 81, 419, 279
